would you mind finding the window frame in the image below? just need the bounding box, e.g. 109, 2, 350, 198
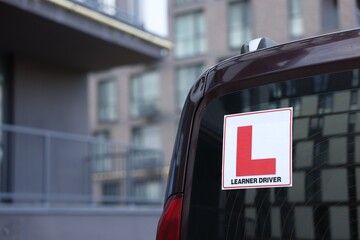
174, 11, 207, 59
97, 78, 118, 123
130, 70, 161, 119
288, 0, 304, 38
227, 0, 252, 49
175, 63, 204, 111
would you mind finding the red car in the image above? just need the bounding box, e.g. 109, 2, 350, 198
157, 29, 360, 240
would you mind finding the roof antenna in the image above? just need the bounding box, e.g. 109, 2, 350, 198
241, 37, 278, 54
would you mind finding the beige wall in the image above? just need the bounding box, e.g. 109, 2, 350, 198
88, 0, 360, 170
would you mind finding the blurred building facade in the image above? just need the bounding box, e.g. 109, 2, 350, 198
0, 0, 171, 239
89, 0, 360, 201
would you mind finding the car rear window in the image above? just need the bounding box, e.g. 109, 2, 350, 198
187, 68, 360, 239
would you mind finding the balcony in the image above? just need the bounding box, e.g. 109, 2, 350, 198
70, 0, 143, 28
0, 0, 172, 71
0, 124, 165, 208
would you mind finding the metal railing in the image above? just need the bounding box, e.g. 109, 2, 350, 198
70, 0, 144, 28
0, 124, 165, 207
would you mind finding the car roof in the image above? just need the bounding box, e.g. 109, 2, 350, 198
204, 29, 360, 96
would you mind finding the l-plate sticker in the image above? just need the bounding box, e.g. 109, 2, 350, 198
222, 107, 293, 190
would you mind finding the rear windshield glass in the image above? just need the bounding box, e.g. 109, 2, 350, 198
187, 69, 360, 239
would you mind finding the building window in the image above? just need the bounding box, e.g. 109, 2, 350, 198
176, 64, 203, 110
175, 12, 206, 58
286, 81, 296, 96
75, 0, 116, 15
350, 90, 358, 110
288, 0, 304, 37
349, 113, 356, 133
130, 71, 160, 119
310, 116, 323, 135
270, 84, 283, 99
101, 0, 116, 15
93, 131, 112, 172
313, 75, 328, 92
175, 0, 196, 5
228, 1, 252, 49
290, 97, 302, 117
318, 93, 333, 114
241, 89, 251, 112
131, 125, 162, 169
132, 125, 162, 149
322, 0, 338, 32
314, 140, 329, 165
133, 180, 163, 201
269, 100, 280, 110
98, 79, 117, 122
352, 69, 359, 87
102, 181, 120, 205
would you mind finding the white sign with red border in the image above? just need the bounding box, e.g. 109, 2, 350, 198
222, 107, 293, 190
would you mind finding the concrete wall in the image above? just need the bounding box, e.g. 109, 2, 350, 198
10, 55, 90, 198
0, 209, 161, 240
14, 55, 88, 134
